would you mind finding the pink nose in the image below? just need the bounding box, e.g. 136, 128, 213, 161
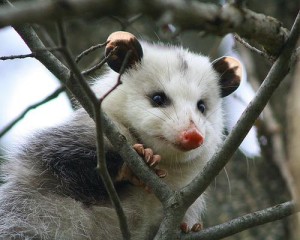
177, 128, 204, 151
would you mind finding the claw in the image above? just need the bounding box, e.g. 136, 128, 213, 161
133, 144, 161, 169
149, 155, 161, 167
144, 148, 153, 163
155, 169, 167, 178
127, 143, 168, 191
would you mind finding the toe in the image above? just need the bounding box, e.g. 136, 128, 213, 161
191, 223, 202, 232
144, 148, 153, 163
133, 144, 145, 156
155, 169, 167, 178
180, 222, 190, 233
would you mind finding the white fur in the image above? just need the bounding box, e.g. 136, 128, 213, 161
0, 42, 225, 239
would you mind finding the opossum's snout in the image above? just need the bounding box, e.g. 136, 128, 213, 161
176, 127, 204, 151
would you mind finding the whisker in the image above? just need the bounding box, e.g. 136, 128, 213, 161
98, 80, 172, 122
143, 94, 173, 121
223, 167, 232, 200
197, 70, 215, 87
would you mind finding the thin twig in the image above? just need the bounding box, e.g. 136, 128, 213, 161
0, 53, 35, 60
94, 50, 132, 240
94, 49, 132, 240
234, 34, 275, 62
0, 86, 65, 138
94, 103, 131, 240
81, 48, 116, 76
75, 41, 108, 63
56, 21, 131, 240
99, 50, 132, 101
56, 22, 98, 104
0, 47, 62, 60
81, 56, 107, 76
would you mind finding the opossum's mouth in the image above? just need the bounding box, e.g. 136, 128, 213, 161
156, 135, 200, 152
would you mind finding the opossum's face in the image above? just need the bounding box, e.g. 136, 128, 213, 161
101, 42, 241, 163
114, 44, 226, 163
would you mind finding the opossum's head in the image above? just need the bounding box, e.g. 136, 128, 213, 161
103, 32, 242, 164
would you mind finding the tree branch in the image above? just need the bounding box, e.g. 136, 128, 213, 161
0, 0, 289, 56
0, 86, 65, 138
55, 21, 131, 240
75, 41, 108, 63
81, 50, 113, 77
238, 44, 296, 202
0, 47, 62, 60
1, 1, 298, 239
233, 34, 275, 62
0, 53, 35, 60
182, 9, 299, 205
181, 201, 295, 240
13, 23, 95, 116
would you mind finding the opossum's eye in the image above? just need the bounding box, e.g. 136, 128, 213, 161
150, 92, 170, 107
197, 100, 206, 113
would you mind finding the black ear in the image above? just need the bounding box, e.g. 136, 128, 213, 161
105, 31, 143, 73
212, 56, 242, 98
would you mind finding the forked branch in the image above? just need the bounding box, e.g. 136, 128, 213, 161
0, 0, 290, 56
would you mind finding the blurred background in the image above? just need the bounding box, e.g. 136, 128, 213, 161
0, 0, 299, 239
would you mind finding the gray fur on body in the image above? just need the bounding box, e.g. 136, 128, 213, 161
0, 42, 231, 239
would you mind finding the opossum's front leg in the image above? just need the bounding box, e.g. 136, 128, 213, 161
116, 144, 167, 190
180, 197, 205, 233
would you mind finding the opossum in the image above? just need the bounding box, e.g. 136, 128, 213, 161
0, 32, 242, 240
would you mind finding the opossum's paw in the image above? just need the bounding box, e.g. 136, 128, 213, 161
116, 144, 167, 191
133, 144, 167, 178
191, 223, 203, 232
180, 222, 203, 233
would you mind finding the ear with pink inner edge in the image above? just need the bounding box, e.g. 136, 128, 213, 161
105, 31, 143, 73
212, 56, 242, 98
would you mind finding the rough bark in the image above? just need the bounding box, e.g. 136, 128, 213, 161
0, 0, 289, 56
